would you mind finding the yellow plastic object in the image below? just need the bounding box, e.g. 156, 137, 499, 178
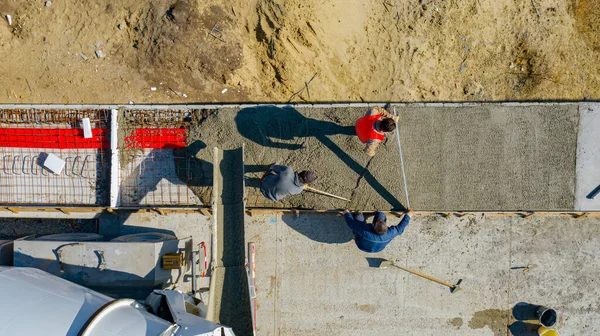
162, 253, 184, 270
538, 326, 559, 336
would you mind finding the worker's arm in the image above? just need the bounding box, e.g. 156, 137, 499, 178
363, 141, 380, 157
375, 106, 395, 119
390, 212, 411, 236
366, 106, 399, 122
262, 164, 289, 181
344, 211, 366, 234
268, 164, 289, 175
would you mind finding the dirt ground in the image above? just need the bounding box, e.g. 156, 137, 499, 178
1, 0, 599, 103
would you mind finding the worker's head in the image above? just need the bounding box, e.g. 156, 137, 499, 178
380, 118, 396, 132
298, 170, 317, 184
374, 220, 388, 235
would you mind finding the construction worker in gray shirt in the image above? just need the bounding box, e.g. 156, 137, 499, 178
260, 164, 317, 201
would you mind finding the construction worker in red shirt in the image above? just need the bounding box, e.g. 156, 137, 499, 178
355, 106, 399, 156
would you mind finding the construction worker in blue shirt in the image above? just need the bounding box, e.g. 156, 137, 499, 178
343, 209, 413, 253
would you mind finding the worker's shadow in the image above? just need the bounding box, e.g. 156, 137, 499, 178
102, 145, 205, 238
235, 106, 405, 210
281, 213, 353, 244
174, 141, 270, 195
173, 141, 214, 203
118, 144, 212, 206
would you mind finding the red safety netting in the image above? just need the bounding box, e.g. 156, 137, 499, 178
0, 128, 186, 149
123, 128, 187, 149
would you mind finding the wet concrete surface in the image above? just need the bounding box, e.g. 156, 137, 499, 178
193, 104, 578, 210
399, 104, 578, 210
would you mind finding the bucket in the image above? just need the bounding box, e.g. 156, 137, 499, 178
538, 326, 559, 336
536, 306, 557, 328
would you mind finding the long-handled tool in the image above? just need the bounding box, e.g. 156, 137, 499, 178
304, 185, 351, 202
392, 106, 410, 209
510, 264, 538, 273
379, 259, 463, 294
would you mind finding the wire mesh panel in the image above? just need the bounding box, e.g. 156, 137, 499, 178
0, 109, 110, 206
118, 109, 211, 206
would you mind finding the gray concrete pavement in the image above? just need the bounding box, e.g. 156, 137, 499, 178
246, 213, 600, 335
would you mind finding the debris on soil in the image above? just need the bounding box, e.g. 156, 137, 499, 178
507, 37, 548, 96
458, 59, 468, 73
0, 1, 599, 103
463, 81, 483, 96
95, 50, 105, 58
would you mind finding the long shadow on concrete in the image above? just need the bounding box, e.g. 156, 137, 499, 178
281, 213, 353, 244
235, 106, 405, 210
211, 148, 253, 335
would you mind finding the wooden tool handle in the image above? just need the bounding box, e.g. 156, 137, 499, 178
304, 186, 351, 202
393, 264, 455, 288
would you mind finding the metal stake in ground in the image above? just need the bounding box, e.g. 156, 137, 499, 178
304, 185, 350, 202
392, 106, 410, 209
378, 259, 463, 294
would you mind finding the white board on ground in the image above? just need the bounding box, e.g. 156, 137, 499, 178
81, 117, 92, 138
575, 103, 600, 210
43, 153, 66, 174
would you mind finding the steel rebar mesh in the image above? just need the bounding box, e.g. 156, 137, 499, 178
118, 109, 210, 206
0, 109, 110, 206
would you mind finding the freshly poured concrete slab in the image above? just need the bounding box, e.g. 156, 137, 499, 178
398, 105, 578, 210
195, 104, 578, 211
575, 103, 600, 210
247, 213, 600, 335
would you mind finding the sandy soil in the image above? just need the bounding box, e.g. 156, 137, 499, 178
1, 0, 599, 103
